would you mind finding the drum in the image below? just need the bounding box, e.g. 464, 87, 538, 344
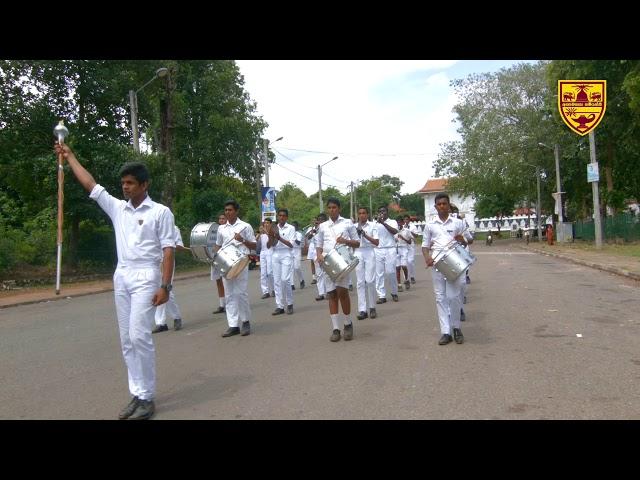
323, 244, 359, 282
432, 241, 476, 282
190, 222, 219, 263
213, 243, 249, 279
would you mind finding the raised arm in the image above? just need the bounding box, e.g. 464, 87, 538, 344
54, 143, 97, 193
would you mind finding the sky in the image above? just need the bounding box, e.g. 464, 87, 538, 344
235, 60, 535, 197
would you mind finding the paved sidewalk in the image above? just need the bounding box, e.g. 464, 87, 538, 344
0, 268, 211, 309
517, 241, 640, 282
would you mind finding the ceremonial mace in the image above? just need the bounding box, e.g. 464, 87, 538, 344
54, 120, 69, 295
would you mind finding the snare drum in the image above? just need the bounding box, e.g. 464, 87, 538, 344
190, 222, 219, 263
213, 243, 250, 279
432, 241, 476, 282
323, 244, 359, 282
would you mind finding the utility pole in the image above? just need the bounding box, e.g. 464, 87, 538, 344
318, 165, 323, 213
263, 138, 270, 187
349, 181, 354, 220
129, 90, 139, 154
536, 166, 542, 242
255, 151, 262, 208
589, 131, 603, 248
554, 143, 563, 223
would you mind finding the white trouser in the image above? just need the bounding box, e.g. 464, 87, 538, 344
396, 247, 408, 267
222, 268, 250, 327
407, 246, 416, 279
113, 265, 160, 401
272, 250, 293, 308
375, 248, 398, 298
354, 248, 376, 312
430, 268, 465, 335
259, 252, 274, 295
154, 263, 181, 325
314, 260, 326, 296
291, 249, 303, 285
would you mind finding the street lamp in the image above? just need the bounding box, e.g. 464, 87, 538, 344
525, 162, 543, 242
129, 67, 169, 153
263, 136, 283, 187
538, 142, 563, 224
318, 156, 338, 213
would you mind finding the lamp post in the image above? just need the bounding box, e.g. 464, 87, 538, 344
538, 142, 563, 223
525, 162, 543, 242
262, 136, 283, 187
318, 156, 338, 213
129, 67, 168, 153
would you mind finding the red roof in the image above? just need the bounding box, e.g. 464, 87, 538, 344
418, 178, 448, 193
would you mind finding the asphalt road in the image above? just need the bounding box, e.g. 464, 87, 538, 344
1, 242, 639, 419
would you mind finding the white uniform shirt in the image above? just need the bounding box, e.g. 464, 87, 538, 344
421, 215, 469, 255
89, 184, 175, 267
315, 216, 359, 253
272, 222, 296, 253
174, 226, 184, 247
355, 220, 378, 249
259, 233, 272, 257
293, 230, 304, 252
215, 218, 255, 255
375, 218, 399, 249
396, 227, 412, 250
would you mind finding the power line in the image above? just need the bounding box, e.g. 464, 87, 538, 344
272, 148, 318, 170
278, 146, 434, 157
272, 161, 339, 190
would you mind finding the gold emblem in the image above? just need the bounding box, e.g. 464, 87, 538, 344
558, 80, 606, 136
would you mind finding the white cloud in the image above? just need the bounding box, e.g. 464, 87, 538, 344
236, 60, 521, 196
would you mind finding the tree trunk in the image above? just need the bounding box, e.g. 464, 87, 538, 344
159, 64, 176, 210
605, 141, 615, 216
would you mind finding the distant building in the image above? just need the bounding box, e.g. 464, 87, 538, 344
418, 178, 477, 231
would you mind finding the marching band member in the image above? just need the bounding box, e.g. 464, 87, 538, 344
290, 221, 305, 290
258, 218, 275, 299
354, 207, 379, 320
211, 213, 227, 315
308, 214, 328, 301
395, 216, 412, 292
268, 208, 296, 315
315, 198, 360, 342
403, 215, 419, 284
374, 206, 399, 303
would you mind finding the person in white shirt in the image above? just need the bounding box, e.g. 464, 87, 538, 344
374, 206, 400, 303
315, 198, 360, 342
307, 214, 328, 301
54, 143, 175, 421
395, 216, 412, 292
211, 213, 227, 315
354, 207, 379, 320
267, 208, 296, 315
215, 200, 257, 337
258, 218, 275, 299
422, 193, 473, 346
153, 225, 190, 333
403, 215, 419, 284
290, 221, 306, 290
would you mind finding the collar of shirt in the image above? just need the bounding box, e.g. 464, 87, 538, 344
433, 214, 454, 226
124, 194, 153, 212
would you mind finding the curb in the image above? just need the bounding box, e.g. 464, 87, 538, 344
518, 245, 640, 282
0, 271, 211, 310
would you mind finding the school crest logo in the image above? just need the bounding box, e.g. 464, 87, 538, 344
558, 80, 606, 136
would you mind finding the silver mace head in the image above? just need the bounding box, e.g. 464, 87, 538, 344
54, 120, 69, 144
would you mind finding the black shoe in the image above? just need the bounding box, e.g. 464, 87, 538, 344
376, 297, 387, 304
344, 323, 354, 341
315, 295, 325, 301
330, 329, 341, 342
466, 275, 471, 285
240, 321, 251, 336
213, 306, 225, 314
404, 280, 410, 290
128, 399, 155, 420
222, 327, 240, 337
271, 291, 276, 297
173, 318, 182, 331
439, 334, 453, 345
152, 324, 169, 334
118, 396, 140, 420
292, 285, 296, 290
369, 308, 377, 319
463, 295, 467, 305
311, 279, 317, 285
286, 305, 294, 315
300, 280, 305, 289
453, 328, 464, 344
460, 309, 466, 322
260, 293, 270, 299
391, 294, 399, 302
356, 311, 368, 320
272, 308, 285, 315
349, 285, 353, 291
410, 277, 416, 284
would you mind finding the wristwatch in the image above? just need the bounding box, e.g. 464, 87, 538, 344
160, 283, 173, 292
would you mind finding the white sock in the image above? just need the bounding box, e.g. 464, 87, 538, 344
330, 314, 340, 330
313, 274, 317, 280
343, 313, 352, 326
219, 298, 225, 307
